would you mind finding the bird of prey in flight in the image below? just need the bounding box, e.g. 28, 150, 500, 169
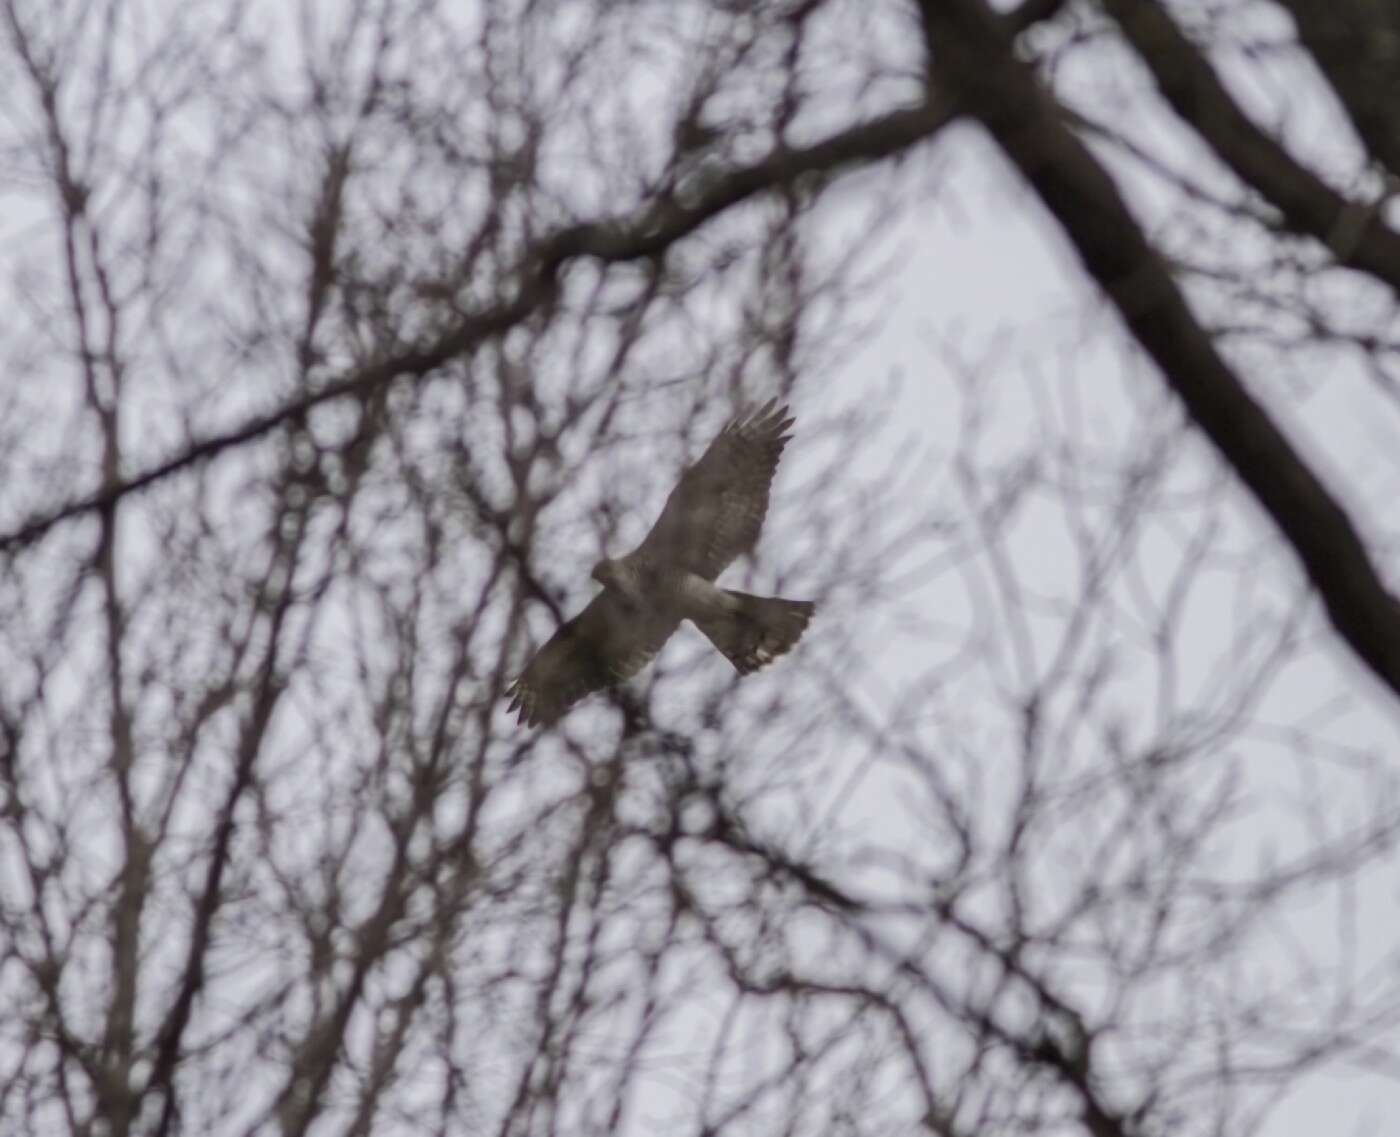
507, 400, 814, 727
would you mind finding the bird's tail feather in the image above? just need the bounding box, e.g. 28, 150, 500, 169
693, 591, 814, 675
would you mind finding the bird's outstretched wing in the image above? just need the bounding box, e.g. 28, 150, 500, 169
506, 592, 679, 727
632, 400, 795, 580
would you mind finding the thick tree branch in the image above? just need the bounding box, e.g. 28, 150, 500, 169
917, 0, 1400, 701
1275, 0, 1400, 178
1099, 0, 1400, 293
0, 97, 955, 553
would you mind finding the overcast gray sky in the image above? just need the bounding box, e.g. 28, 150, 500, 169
3, 2, 1399, 1134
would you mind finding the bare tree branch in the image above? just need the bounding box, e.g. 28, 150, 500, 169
0, 96, 954, 554
3, 4, 1398, 1135
1101, 0, 1400, 289
917, 0, 1400, 701
1276, 0, 1400, 177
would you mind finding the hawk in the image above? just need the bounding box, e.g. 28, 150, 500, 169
506, 400, 814, 727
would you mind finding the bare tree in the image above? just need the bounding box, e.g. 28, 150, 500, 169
1, 2, 1398, 1136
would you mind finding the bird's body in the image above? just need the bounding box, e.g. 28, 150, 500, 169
506, 401, 814, 727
